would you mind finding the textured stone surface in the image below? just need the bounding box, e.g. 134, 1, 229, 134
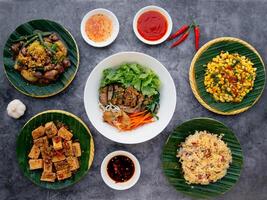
0, 0, 267, 199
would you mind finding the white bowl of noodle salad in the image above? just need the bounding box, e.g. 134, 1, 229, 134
84, 52, 176, 144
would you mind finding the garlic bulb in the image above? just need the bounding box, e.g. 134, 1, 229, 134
7, 99, 26, 119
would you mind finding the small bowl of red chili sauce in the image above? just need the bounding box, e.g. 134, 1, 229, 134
133, 5, 173, 45
101, 150, 141, 190
81, 8, 119, 47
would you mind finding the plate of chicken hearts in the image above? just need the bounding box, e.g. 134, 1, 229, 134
3, 19, 79, 98
84, 52, 176, 144
16, 110, 94, 189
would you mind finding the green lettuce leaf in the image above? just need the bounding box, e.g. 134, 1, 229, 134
100, 63, 160, 97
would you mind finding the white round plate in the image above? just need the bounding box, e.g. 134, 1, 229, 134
100, 150, 141, 190
133, 5, 173, 45
84, 51, 176, 144
80, 8, 119, 47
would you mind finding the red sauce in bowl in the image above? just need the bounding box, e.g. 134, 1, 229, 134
137, 10, 168, 41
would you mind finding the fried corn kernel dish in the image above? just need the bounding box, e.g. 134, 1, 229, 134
28, 121, 81, 182
204, 51, 256, 103
177, 131, 232, 185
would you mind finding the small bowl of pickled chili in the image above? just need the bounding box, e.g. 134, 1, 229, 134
81, 8, 119, 47
133, 5, 173, 45
101, 150, 141, 190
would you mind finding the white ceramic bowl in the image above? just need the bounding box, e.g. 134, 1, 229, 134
84, 51, 176, 144
80, 8, 119, 47
100, 150, 141, 190
133, 5, 173, 45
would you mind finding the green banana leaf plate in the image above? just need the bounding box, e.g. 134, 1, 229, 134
3, 19, 79, 98
162, 118, 243, 199
190, 37, 265, 115
16, 110, 94, 189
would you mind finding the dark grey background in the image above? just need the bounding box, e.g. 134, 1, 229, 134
0, 0, 266, 199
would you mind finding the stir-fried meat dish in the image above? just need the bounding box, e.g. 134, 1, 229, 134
10, 31, 71, 84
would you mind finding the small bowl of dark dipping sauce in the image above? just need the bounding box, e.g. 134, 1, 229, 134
101, 150, 141, 190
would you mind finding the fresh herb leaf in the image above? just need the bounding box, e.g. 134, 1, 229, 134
51, 43, 58, 52
100, 63, 160, 97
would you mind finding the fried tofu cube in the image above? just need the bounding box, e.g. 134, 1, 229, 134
56, 169, 72, 181
32, 126, 45, 139
66, 157, 80, 171
41, 171, 56, 182
52, 136, 63, 150
43, 161, 53, 172
45, 121, 58, 138
58, 127, 73, 141
72, 142, 81, 157
63, 141, 73, 157
52, 151, 66, 162
34, 136, 48, 148
29, 159, 43, 170
28, 145, 40, 159
40, 146, 53, 160
54, 160, 69, 171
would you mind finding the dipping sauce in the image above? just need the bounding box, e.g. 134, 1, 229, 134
137, 10, 168, 41
85, 14, 112, 42
107, 155, 135, 183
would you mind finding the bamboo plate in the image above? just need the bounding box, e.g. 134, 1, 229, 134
162, 118, 243, 199
16, 110, 94, 189
3, 19, 79, 98
189, 37, 266, 115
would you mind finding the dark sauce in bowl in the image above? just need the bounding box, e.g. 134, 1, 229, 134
107, 155, 135, 183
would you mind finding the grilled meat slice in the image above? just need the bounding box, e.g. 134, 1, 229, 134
107, 85, 114, 101
119, 94, 144, 113
123, 86, 139, 107
99, 86, 108, 105
111, 85, 124, 105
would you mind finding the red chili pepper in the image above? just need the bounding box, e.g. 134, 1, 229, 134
170, 29, 190, 48
168, 24, 189, 41
194, 25, 200, 51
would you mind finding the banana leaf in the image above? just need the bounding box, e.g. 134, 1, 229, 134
16, 110, 94, 189
3, 19, 79, 98
162, 118, 243, 198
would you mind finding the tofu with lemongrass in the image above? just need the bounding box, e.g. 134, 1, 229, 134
29, 159, 43, 170
54, 160, 69, 171
34, 136, 48, 148
32, 126, 45, 139
52, 136, 63, 150
63, 141, 73, 157
40, 146, 53, 161
43, 161, 53, 172
52, 151, 66, 162
58, 127, 73, 141
56, 169, 72, 181
45, 121, 58, 138
66, 157, 80, 171
27, 120, 82, 183
28, 145, 40, 159
72, 142, 81, 157
41, 171, 56, 182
